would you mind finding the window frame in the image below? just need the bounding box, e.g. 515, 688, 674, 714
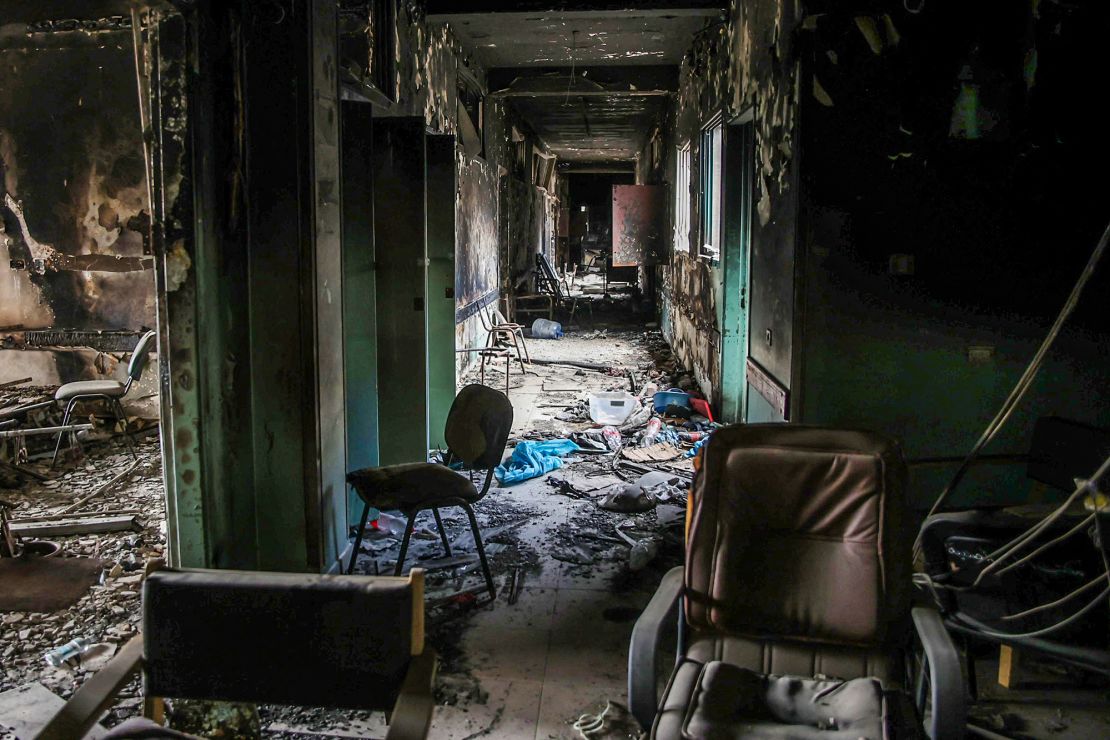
699, 114, 724, 262
674, 142, 691, 255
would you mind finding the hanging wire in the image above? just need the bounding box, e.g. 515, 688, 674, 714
913, 218, 1110, 558
563, 29, 578, 106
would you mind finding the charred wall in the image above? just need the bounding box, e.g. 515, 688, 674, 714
795, 0, 1110, 508
661, 0, 801, 412
0, 24, 156, 385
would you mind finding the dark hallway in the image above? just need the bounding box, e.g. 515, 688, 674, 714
1, 1, 1108, 738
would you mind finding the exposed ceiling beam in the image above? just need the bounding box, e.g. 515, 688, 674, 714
488, 65, 678, 93
428, 2, 724, 18
493, 89, 671, 98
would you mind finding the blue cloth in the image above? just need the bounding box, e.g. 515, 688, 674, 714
495, 439, 581, 485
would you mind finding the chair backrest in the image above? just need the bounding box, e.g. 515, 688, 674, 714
142, 568, 422, 709
535, 253, 565, 300
445, 383, 514, 470
127, 330, 157, 383
685, 424, 910, 648
1027, 416, 1110, 493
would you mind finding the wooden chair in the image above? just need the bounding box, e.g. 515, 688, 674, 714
36, 568, 435, 740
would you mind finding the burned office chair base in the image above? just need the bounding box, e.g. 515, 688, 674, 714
346, 384, 514, 602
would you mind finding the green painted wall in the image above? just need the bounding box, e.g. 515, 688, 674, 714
341, 102, 380, 529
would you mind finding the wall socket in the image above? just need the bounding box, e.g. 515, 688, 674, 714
967, 345, 994, 364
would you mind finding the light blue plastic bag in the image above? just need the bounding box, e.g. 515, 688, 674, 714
495, 439, 581, 485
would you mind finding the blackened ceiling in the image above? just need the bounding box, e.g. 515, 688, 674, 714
507, 89, 668, 161
430, 4, 722, 163
430, 7, 722, 68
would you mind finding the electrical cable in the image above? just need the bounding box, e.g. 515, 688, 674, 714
1000, 572, 1109, 621
952, 585, 1110, 640
994, 512, 1097, 577
971, 456, 1110, 586
913, 218, 1110, 558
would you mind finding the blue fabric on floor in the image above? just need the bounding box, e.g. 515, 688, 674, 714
495, 439, 581, 485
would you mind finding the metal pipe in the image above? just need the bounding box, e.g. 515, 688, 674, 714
0, 424, 93, 439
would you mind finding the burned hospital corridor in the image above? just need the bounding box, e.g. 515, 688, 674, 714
1, 1, 1109, 739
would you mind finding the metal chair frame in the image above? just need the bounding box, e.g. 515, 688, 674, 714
50, 330, 156, 467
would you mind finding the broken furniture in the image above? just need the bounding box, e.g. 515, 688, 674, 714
478, 306, 530, 372
628, 424, 964, 739
508, 253, 580, 325
50, 330, 156, 466
347, 383, 513, 599
36, 567, 436, 740
918, 416, 1110, 690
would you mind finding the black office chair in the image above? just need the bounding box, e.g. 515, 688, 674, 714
347, 384, 513, 599
51, 330, 157, 466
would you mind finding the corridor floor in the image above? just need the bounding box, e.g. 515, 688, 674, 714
267, 326, 684, 739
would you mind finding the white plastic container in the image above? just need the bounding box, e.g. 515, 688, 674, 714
589, 392, 637, 425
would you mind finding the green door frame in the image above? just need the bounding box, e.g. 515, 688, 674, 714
720, 111, 755, 423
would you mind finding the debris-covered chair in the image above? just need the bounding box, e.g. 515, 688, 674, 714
37, 567, 435, 740
51, 330, 157, 466
628, 424, 964, 739
346, 383, 513, 599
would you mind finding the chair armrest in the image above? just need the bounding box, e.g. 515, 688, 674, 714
912, 606, 965, 740
628, 566, 684, 731
36, 634, 145, 740
384, 650, 438, 740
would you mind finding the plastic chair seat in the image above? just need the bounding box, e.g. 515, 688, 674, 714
55, 380, 127, 401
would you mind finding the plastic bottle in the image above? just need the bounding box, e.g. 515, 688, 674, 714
601, 426, 622, 451
640, 418, 663, 447
44, 638, 91, 667
531, 318, 563, 339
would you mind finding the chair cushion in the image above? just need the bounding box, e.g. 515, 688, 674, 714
55, 379, 126, 400
684, 633, 901, 686
685, 425, 910, 647
654, 660, 922, 740
347, 462, 479, 509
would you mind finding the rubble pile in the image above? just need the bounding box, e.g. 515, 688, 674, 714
0, 437, 164, 727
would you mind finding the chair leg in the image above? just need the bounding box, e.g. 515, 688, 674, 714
393, 511, 417, 577
432, 507, 452, 557
461, 502, 496, 600
50, 400, 77, 468
347, 500, 373, 574
112, 399, 137, 459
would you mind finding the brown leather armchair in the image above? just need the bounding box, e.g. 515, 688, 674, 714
629, 425, 964, 739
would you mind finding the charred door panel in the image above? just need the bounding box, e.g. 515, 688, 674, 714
611, 185, 664, 267
373, 118, 428, 465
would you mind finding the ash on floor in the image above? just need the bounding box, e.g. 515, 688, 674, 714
0, 434, 164, 728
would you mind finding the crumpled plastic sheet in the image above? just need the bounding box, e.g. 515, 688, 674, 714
495, 439, 582, 485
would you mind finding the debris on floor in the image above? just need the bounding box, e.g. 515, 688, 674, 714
0, 377, 163, 731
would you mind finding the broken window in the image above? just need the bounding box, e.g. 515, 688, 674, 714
369, 0, 396, 100
699, 117, 723, 261
674, 143, 691, 254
